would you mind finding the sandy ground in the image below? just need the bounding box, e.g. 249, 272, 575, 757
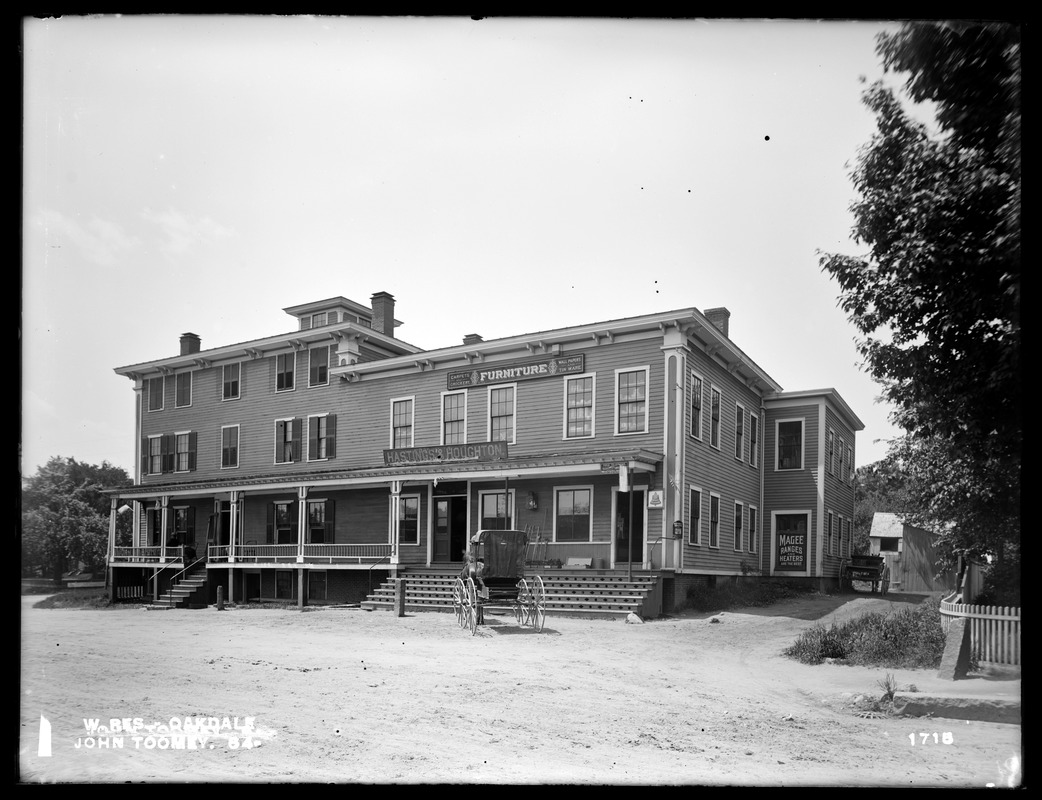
18, 591, 1022, 786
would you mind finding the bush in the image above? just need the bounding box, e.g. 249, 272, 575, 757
784, 598, 949, 668
972, 557, 1021, 608
33, 590, 115, 609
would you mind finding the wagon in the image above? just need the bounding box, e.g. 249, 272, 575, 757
841, 554, 891, 594
451, 529, 547, 635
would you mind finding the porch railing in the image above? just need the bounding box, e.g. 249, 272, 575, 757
111, 546, 182, 564
939, 591, 1021, 666
204, 543, 393, 564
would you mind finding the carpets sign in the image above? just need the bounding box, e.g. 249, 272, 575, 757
447, 355, 584, 389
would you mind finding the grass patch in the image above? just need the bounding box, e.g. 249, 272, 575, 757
783, 598, 950, 669
32, 590, 118, 610
685, 578, 816, 613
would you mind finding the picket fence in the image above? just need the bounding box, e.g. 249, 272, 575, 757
939, 592, 1021, 666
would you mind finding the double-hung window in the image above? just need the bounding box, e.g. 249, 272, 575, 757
846, 445, 854, 483
690, 372, 704, 439
275, 418, 302, 463
147, 434, 164, 475
564, 375, 594, 438
397, 495, 420, 545
147, 376, 164, 412
309, 346, 330, 387
748, 505, 758, 553
710, 387, 721, 449
275, 353, 295, 392
391, 398, 414, 448
222, 363, 240, 400
555, 487, 592, 542
221, 425, 239, 469
709, 494, 720, 547
827, 511, 835, 555
688, 487, 702, 545
175, 372, 192, 408
442, 391, 466, 445
479, 491, 513, 530
174, 431, 196, 472
749, 413, 759, 467
308, 414, 336, 461
735, 403, 745, 461
308, 499, 334, 544
616, 367, 648, 434
777, 419, 804, 470
489, 386, 515, 443
838, 437, 846, 483
734, 502, 744, 551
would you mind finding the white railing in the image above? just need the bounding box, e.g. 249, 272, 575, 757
302, 543, 393, 563
939, 592, 1021, 666
112, 546, 180, 564
205, 543, 393, 564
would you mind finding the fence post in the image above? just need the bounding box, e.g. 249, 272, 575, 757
394, 577, 407, 617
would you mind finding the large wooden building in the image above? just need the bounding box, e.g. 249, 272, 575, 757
105, 292, 863, 614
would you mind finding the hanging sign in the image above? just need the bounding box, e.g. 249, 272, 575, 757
447, 355, 584, 388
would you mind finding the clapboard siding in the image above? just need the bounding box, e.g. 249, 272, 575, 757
681, 344, 764, 573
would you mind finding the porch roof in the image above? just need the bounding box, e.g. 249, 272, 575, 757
104, 447, 664, 500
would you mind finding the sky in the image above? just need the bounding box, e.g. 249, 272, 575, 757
22, 15, 917, 478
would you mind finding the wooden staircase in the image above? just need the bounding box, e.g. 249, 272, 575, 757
153, 565, 209, 609
361, 568, 662, 619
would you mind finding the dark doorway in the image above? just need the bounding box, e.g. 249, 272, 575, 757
433, 495, 468, 563
615, 489, 646, 564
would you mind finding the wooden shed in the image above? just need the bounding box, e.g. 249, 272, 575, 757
869, 512, 958, 594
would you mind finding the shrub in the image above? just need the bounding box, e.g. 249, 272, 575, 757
784, 598, 948, 669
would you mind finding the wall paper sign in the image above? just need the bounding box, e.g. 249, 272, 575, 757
383, 441, 508, 466
647, 490, 664, 509
447, 355, 585, 389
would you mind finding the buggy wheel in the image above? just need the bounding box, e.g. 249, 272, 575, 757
530, 575, 546, 632
452, 577, 466, 628
465, 577, 479, 635
516, 579, 532, 626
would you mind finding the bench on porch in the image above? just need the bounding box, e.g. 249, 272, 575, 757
564, 557, 593, 569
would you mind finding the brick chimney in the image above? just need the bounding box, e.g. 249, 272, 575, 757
703, 308, 730, 338
180, 332, 201, 355
463, 333, 484, 345
370, 292, 396, 337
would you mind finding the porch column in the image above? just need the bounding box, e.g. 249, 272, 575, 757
296, 486, 308, 563
298, 568, 306, 609
228, 491, 239, 603
390, 480, 403, 566
160, 497, 170, 563
107, 498, 118, 601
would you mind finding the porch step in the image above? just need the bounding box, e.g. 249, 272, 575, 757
360, 569, 660, 619
153, 567, 209, 609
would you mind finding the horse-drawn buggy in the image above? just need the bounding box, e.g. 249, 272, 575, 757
841, 554, 891, 594
451, 529, 547, 635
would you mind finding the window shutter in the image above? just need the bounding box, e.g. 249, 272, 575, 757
326, 500, 335, 541
188, 431, 198, 471
275, 420, 286, 463
266, 504, 274, 544
309, 417, 319, 461
292, 418, 303, 462
187, 506, 196, 543
326, 415, 337, 458
290, 501, 299, 538
162, 434, 175, 473
141, 437, 149, 475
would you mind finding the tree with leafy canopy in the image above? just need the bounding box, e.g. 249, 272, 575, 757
819, 21, 1020, 573
21, 457, 133, 580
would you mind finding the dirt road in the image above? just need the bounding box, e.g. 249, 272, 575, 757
18, 592, 1022, 786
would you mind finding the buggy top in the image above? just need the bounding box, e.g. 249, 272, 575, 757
471, 529, 528, 580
